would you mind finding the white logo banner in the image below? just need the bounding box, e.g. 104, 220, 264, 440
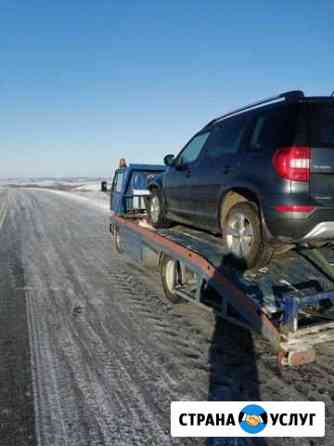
171, 401, 325, 437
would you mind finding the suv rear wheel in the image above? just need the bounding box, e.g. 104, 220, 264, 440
148, 189, 170, 228
223, 202, 272, 269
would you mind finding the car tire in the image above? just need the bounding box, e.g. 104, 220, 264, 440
223, 201, 272, 270
160, 255, 183, 303
147, 189, 171, 228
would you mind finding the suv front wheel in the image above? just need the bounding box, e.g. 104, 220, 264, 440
223, 202, 272, 269
147, 189, 170, 228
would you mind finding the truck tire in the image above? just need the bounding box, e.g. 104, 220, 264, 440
160, 255, 183, 303
112, 225, 123, 254
147, 189, 171, 228
223, 202, 272, 270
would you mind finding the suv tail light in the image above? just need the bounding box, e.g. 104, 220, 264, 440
272, 146, 311, 182
274, 204, 315, 213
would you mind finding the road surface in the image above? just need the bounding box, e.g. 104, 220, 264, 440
0, 188, 333, 446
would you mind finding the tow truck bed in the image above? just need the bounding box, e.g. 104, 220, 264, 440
110, 213, 334, 366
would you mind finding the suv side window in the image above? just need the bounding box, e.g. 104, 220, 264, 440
177, 132, 210, 165
249, 105, 298, 151
203, 115, 248, 159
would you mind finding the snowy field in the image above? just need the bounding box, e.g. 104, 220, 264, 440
0, 177, 112, 211
0, 177, 112, 190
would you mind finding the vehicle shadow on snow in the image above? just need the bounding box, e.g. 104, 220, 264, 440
207, 254, 267, 446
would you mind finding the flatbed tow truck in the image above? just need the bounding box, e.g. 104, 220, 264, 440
109, 163, 334, 367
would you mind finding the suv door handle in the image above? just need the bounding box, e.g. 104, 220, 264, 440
186, 169, 192, 177
223, 165, 231, 174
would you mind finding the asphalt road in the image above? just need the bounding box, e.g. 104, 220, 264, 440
0, 188, 333, 446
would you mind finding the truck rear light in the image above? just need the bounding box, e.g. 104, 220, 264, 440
272, 146, 311, 182
274, 205, 315, 213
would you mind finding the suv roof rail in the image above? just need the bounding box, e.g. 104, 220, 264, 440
205, 90, 304, 128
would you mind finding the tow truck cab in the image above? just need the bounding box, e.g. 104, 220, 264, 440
111, 164, 165, 215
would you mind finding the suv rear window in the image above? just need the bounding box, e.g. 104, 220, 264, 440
308, 103, 334, 147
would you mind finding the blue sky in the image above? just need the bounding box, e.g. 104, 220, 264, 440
1, 0, 333, 178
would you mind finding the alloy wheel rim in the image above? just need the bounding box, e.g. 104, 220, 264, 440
225, 213, 255, 258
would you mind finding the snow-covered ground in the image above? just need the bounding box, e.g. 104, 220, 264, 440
51, 180, 111, 211
48, 188, 110, 212
2, 187, 334, 446
0, 178, 112, 212
0, 177, 112, 191
75, 183, 103, 192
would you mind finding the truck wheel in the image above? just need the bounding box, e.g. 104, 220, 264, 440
112, 225, 123, 254
223, 202, 272, 270
148, 189, 170, 228
160, 255, 183, 303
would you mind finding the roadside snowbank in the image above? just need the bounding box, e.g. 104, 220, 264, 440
75, 183, 103, 192
43, 188, 110, 212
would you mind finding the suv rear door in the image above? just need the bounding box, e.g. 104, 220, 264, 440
307, 101, 334, 204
